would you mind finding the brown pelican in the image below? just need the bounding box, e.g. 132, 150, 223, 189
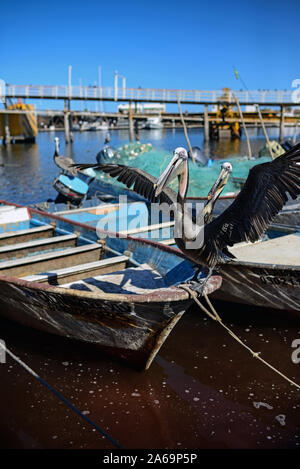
74, 143, 300, 273
54, 137, 77, 176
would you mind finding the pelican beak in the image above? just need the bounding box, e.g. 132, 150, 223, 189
204, 164, 232, 220
154, 153, 183, 197
207, 166, 231, 201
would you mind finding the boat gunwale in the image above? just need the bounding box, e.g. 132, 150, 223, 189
223, 258, 300, 271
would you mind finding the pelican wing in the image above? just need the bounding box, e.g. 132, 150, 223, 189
204, 143, 300, 262
75, 163, 177, 206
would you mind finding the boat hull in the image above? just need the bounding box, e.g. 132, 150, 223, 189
0, 274, 220, 370
0, 201, 222, 369
212, 262, 300, 312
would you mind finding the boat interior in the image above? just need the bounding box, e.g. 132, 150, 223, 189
52, 203, 300, 266
0, 204, 195, 295
230, 224, 300, 265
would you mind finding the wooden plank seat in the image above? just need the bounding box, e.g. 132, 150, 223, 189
0, 243, 103, 278
118, 220, 174, 236
0, 205, 17, 213
21, 255, 130, 285
0, 234, 78, 260
159, 238, 175, 245
0, 224, 55, 247
59, 263, 169, 295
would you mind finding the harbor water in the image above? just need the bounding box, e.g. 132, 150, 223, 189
0, 128, 299, 449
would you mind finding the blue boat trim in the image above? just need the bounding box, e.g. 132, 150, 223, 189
58, 175, 89, 195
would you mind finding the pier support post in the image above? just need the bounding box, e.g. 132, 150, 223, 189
128, 101, 134, 142
64, 100, 73, 144
4, 112, 11, 144
204, 104, 209, 141
279, 105, 285, 142
64, 113, 70, 144
69, 113, 74, 143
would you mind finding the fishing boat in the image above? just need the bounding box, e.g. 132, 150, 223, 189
36, 193, 300, 246
144, 117, 164, 129
0, 201, 222, 370
37, 195, 300, 312
211, 223, 300, 312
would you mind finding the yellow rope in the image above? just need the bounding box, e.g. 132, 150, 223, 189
179, 284, 300, 391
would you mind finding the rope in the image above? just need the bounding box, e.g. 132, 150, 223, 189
179, 284, 300, 391
0, 341, 123, 449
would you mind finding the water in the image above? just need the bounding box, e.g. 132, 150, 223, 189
0, 127, 299, 449
0, 304, 299, 449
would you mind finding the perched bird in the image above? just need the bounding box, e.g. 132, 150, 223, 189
74, 144, 300, 272
53, 137, 77, 176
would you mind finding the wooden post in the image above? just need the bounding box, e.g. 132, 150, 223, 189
256, 104, 273, 159
204, 104, 209, 142
67, 99, 73, 143
233, 93, 252, 159
64, 100, 70, 144
69, 112, 74, 143
279, 105, 285, 142
128, 101, 134, 142
4, 112, 11, 144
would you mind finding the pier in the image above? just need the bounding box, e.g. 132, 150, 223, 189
1, 83, 299, 144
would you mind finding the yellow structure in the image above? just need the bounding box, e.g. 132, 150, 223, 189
0, 102, 38, 141
209, 88, 241, 139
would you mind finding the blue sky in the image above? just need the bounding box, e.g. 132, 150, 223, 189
1, 0, 299, 109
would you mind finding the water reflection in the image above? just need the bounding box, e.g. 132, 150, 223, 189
0, 302, 299, 449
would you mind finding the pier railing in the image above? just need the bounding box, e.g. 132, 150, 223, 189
2, 84, 296, 105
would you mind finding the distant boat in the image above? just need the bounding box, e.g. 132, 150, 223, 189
80, 121, 91, 131
144, 117, 163, 129
78, 121, 109, 131
0, 201, 221, 370
88, 120, 110, 131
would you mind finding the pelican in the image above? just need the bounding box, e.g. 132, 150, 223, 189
74, 143, 300, 278
54, 137, 77, 176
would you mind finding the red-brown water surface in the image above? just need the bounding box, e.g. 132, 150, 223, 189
0, 300, 299, 449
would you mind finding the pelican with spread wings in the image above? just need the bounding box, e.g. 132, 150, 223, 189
75, 143, 300, 272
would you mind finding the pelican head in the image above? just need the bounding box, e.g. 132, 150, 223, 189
207, 162, 232, 201
154, 147, 188, 197
54, 137, 59, 154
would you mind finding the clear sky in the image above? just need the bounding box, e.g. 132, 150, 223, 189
1, 0, 299, 94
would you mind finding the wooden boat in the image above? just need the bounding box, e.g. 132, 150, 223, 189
53, 202, 299, 312
0, 201, 222, 370
40, 194, 300, 244
211, 223, 300, 312
32, 196, 300, 312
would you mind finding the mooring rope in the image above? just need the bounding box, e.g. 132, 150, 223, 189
178, 284, 300, 391
0, 341, 123, 449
